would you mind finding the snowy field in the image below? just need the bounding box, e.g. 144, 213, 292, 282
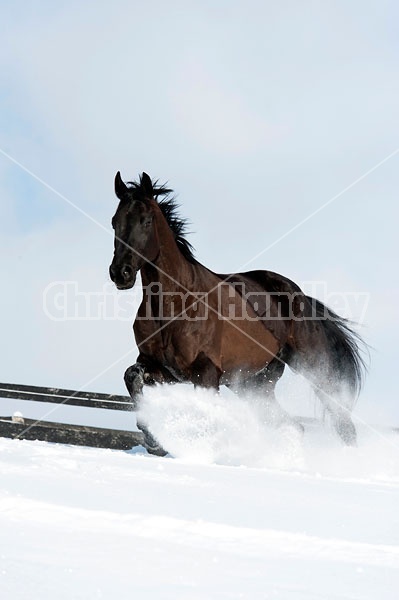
1, 385, 399, 600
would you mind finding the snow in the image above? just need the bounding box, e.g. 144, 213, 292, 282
1, 385, 399, 599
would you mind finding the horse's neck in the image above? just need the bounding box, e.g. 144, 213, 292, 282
141, 205, 196, 292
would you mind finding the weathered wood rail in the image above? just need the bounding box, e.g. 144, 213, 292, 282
0, 382, 143, 450
0, 382, 133, 411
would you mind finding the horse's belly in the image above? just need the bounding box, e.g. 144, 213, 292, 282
220, 319, 280, 378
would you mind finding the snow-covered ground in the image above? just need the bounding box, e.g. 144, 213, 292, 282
1, 385, 399, 599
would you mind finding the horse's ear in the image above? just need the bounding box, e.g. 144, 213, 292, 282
115, 171, 128, 200
141, 172, 153, 198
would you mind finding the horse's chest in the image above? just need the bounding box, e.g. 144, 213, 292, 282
160, 321, 203, 372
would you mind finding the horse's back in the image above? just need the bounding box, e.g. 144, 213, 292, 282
216, 269, 305, 325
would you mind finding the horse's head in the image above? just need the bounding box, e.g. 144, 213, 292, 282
109, 171, 159, 290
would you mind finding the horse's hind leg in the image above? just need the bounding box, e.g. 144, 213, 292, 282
237, 357, 304, 434
283, 339, 357, 445
314, 389, 357, 446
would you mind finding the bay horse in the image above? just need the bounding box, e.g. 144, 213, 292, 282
109, 172, 366, 455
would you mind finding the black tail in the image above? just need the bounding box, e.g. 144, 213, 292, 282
306, 296, 367, 398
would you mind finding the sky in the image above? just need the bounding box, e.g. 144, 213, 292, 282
0, 0, 398, 425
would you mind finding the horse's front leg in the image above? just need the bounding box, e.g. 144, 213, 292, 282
124, 358, 177, 406
124, 363, 150, 408
124, 359, 176, 456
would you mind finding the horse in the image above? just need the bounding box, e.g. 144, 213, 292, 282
109, 171, 366, 456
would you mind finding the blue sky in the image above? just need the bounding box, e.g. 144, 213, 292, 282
1, 1, 398, 424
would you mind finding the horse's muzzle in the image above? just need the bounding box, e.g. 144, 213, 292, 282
109, 263, 137, 289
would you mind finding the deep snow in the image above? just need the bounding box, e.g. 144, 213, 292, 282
1, 384, 399, 599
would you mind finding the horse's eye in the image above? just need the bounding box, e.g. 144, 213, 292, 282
143, 219, 152, 228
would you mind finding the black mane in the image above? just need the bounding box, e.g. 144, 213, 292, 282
126, 174, 196, 264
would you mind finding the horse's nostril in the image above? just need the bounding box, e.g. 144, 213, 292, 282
122, 265, 133, 280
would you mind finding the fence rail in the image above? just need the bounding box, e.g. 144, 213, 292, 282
0, 382, 133, 411
0, 382, 141, 449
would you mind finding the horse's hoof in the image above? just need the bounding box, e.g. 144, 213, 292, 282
278, 420, 304, 440
124, 365, 145, 404
280, 420, 304, 434
295, 421, 305, 435
145, 443, 168, 457
137, 421, 168, 457
336, 418, 357, 446
143, 432, 168, 456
